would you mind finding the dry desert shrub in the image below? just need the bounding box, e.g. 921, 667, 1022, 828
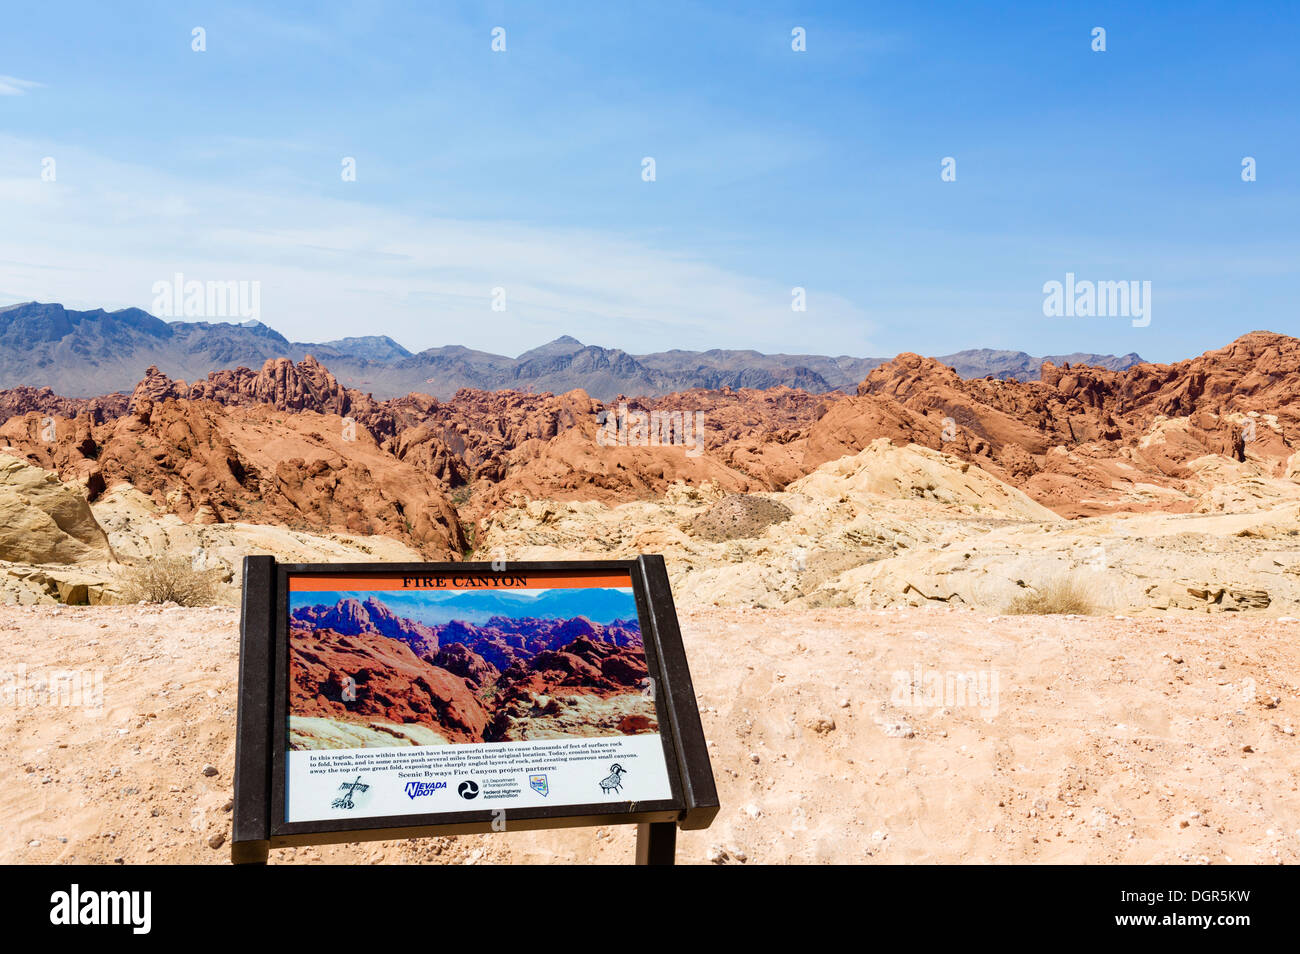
121, 555, 220, 606
1004, 577, 1098, 616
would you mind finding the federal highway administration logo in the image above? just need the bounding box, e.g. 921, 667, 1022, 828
529, 774, 549, 797
458, 779, 480, 800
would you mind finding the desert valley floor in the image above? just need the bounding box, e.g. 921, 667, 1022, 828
2, 331, 1300, 863
2, 604, 1297, 865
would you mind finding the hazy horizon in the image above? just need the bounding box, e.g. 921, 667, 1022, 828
13, 296, 1263, 364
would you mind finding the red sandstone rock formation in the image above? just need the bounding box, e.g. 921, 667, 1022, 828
0, 386, 128, 424
803, 331, 1300, 516
288, 597, 652, 743
0, 396, 466, 555
2, 331, 1296, 525
130, 358, 401, 439
289, 623, 490, 742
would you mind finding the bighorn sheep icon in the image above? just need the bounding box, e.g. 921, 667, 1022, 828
599, 763, 627, 794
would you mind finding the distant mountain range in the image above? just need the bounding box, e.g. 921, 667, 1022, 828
0, 301, 1145, 400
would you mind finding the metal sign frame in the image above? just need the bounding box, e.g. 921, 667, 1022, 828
232, 554, 718, 864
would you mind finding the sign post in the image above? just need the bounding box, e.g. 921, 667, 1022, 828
232, 555, 718, 865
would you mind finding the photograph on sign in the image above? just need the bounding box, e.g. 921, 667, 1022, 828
284, 570, 673, 822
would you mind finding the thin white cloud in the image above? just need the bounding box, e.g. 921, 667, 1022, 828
0, 135, 876, 357
0, 75, 43, 96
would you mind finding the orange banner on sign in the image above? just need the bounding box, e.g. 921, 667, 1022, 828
288, 571, 633, 592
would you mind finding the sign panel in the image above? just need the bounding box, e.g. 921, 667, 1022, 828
233, 556, 717, 864
283, 569, 674, 823
235, 556, 722, 863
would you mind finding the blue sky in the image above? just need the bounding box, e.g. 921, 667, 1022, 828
1, 1, 1297, 362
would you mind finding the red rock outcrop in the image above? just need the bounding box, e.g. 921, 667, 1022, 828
804, 331, 1300, 516
0, 386, 128, 424
2, 330, 1296, 526
130, 357, 401, 439
289, 596, 652, 743
292, 596, 441, 655
0, 397, 466, 555
289, 624, 490, 742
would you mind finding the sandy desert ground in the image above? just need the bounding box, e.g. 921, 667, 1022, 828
3, 333, 1300, 864
2, 602, 1296, 865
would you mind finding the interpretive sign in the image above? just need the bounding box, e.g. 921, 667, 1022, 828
232, 556, 718, 865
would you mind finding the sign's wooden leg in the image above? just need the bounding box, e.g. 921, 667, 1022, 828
635, 821, 676, 865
